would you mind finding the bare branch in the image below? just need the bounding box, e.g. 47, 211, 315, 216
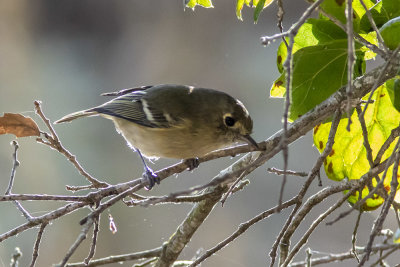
345, 0, 355, 130
261, 0, 325, 45
289, 243, 400, 267
0, 194, 89, 202
267, 167, 308, 177
220, 170, 246, 206
5, 140, 19, 195
154, 184, 227, 267
374, 124, 400, 165
281, 187, 358, 266
5, 140, 33, 220
66, 247, 162, 267
370, 246, 398, 267
84, 215, 100, 265
56, 218, 94, 267
275, 109, 341, 264
188, 197, 298, 267
352, 208, 363, 262
0, 202, 86, 242
34, 101, 109, 188
30, 223, 47, 267
359, 0, 388, 53
356, 105, 374, 166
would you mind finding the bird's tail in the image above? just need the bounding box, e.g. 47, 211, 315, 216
54, 109, 98, 124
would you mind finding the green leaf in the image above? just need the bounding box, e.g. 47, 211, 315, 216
235, 0, 272, 21
254, 0, 266, 23
185, 0, 214, 9
313, 83, 400, 210
360, 0, 400, 32
387, 78, 400, 112
380, 16, 400, 50
253, 0, 274, 23
359, 31, 378, 60
272, 40, 364, 121
236, 0, 252, 20
276, 41, 303, 74
276, 19, 346, 72
320, 0, 375, 32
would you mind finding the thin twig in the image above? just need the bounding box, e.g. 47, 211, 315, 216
124, 191, 217, 206
289, 243, 400, 267
0, 201, 87, 242
0, 194, 89, 202
370, 247, 398, 267
281, 187, 359, 267
269, 204, 300, 267
261, 0, 326, 45
356, 105, 374, 166
5, 140, 19, 195
267, 167, 308, 177
276, 0, 288, 48
270, 109, 341, 266
281, 158, 391, 265
359, 0, 388, 53
6, 141, 33, 220
345, 0, 355, 131
84, 214, 100, 265
352, 206, 363, 262
66, 247, 162, 267
220, 170, 247, 206
276, 0, 327, 209
56, 218, 94, 267
30, 223, 47, 267
80, 184, 142, 225
374, 124, 400, 165
276, 0, 290, 210
34, 101, 108, 188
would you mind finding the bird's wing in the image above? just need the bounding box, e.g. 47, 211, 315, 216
91, 90, 172, 128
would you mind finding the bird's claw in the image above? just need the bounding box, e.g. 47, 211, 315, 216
184, 158, 200, 171
143, 168, 160, 190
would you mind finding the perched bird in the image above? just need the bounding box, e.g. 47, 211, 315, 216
55, 84, 258, 189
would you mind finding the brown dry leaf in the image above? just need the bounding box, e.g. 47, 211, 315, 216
0, 113, 40, 137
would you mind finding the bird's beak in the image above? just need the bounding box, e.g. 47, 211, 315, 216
239, 134, 259, 150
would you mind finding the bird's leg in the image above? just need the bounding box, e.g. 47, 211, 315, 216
183, 157, 200, 171
136, 149, 159, 190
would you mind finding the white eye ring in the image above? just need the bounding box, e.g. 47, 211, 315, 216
223, 114, 236, 127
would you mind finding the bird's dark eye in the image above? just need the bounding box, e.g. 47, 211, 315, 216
224, 116, 236, 127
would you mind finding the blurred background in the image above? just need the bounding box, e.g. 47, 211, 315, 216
0, 0, 397, 266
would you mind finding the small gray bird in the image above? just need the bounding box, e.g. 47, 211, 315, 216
55, 84, 257, 189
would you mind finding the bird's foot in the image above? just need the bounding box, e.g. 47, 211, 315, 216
142, 168, 160, 190
183, 158, 200, 171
